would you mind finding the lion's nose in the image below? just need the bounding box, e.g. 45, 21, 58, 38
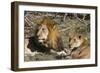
37, 31, 42, 37
36, 35, 39, 37
37, 32, 41, 37
37, 33, 39, 37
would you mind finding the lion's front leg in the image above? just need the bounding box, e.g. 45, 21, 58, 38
50, 48, 69, 58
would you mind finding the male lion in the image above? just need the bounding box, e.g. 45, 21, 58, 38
69, 34, 90, 59
27, 17, 67, 56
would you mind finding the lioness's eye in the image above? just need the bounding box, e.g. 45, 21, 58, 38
42, 28, 45, 31
74, 39, 76, 41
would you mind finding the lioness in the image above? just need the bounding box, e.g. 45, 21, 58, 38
69, 34, 90, 59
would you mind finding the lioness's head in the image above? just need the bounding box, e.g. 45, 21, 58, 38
69, 34, 84, 50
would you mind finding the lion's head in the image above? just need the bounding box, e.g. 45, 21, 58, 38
35, 17, 62, 50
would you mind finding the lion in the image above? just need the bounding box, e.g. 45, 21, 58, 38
69, 34, 90, 59
34, 17, 67, 55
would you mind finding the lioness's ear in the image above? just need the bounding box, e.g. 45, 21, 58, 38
68, 33, 74, 38
69, 37, 71, 42
79, 35, 81, 39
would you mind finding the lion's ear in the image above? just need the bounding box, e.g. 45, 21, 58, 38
52, 25, 56, 29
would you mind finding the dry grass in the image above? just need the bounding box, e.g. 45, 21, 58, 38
24, 11, 90, 61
